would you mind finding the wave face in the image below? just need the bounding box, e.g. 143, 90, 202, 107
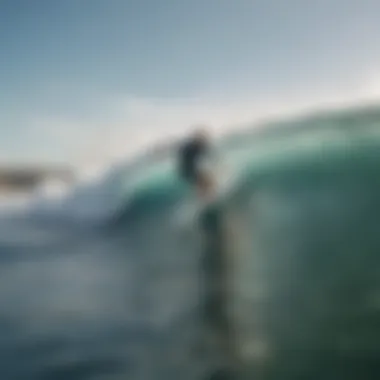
0, 105, 380, 379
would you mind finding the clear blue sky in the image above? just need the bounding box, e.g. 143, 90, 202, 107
2, 0, 380, 165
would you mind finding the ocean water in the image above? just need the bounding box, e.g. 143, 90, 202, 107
1, 105, 380, 379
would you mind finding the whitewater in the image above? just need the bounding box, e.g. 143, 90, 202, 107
0, 104, 380, 379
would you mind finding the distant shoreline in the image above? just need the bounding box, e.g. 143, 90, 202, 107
0, 166, 74, 194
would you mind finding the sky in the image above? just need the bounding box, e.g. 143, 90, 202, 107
2, 0, 380, 168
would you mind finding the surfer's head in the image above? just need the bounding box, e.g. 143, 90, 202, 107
192, 125, 210, 145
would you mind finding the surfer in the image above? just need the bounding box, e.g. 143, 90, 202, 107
178, 128, 238, 378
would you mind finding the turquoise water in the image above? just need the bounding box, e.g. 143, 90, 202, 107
0, 105, 380, 379
114, 106, 380, 378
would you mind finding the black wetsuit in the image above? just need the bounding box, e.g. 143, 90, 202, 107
178, 138, 208, 184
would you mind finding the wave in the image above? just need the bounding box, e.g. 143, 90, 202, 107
1, 104, 380, 378
8, 103, 379, 227
108, 104, 380, 224
104, 104, 380, 377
